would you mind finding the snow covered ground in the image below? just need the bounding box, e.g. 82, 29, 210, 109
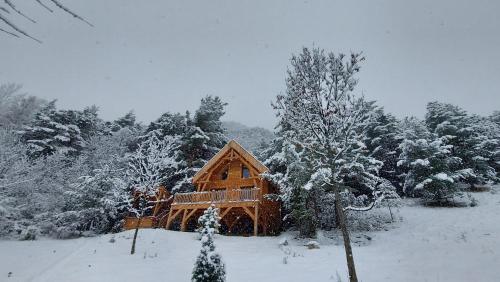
1, 187, 500, 282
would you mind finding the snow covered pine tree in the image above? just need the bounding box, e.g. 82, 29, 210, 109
19, 101, 85, 159
426, 102, 497, 189
174, 96, 228, 192
397, 117, 460, 204
192, 205, 226, 282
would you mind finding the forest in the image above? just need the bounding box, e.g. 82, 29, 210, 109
1, 47, 499, 244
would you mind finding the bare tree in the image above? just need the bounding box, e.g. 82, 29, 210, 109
0, 0, 92, 43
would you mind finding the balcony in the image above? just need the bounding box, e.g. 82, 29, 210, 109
172, 188, 260, 207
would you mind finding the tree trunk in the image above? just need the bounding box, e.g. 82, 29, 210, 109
130, 216, 142, 255
334, 188, 358, 282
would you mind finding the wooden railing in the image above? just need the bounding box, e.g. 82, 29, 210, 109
172, 188, 260, 205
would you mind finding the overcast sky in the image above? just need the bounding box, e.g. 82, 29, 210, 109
1, 0, 499, 129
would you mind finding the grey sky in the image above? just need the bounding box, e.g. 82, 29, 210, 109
1, 0, 499, 129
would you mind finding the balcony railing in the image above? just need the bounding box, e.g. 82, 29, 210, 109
172, 188, 260, 205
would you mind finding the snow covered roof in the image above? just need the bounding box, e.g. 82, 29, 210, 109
192, 139, 269, 183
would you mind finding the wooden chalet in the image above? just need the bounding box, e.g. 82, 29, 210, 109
165, 140, 281, 236
123, 140, 280, 236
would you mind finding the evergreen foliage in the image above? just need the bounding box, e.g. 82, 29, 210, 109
192, 205, 226, 282
426, 102, 497, 187
171, 96, 227, 192
364, 109, 402, 190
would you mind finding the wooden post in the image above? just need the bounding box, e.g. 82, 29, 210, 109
254, 205, 259, 236
262, 208, 268, 236
180, 209, 188, 231
165, 208, 174, 229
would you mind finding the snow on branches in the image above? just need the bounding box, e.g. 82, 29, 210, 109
192, 205, 226, 282
127, 133, 180, 202
272, 47, 389, 208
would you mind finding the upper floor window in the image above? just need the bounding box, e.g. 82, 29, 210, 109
221, 168, 228, 180
241, 165, 250, 178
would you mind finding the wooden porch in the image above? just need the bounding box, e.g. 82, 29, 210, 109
165, 188, 281, 236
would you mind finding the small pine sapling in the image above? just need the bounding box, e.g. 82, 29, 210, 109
192, 205, 225, 282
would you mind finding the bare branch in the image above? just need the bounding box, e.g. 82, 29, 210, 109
48, 0, 93, 27
36, 0, 54, 12
0, 6, 10, 13
0, 26, 19, 37
4, 0, 37, 23
0, 13, 41, 43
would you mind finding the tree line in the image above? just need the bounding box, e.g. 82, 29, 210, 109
1, 47, 499, 245
0, 88, 227, 239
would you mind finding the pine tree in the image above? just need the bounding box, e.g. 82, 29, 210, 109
194, 96, 227, 155
192, 205, 226, 282
260, 134, 317, 237
145, 111, 189, 138
474, 115, 500, 183
114, 111, 137, 130
364, 108, 402, 190
397, 117, 461, 203
19, 101, 87, 158
77, 106, 102, 140
174, 97, 227, 192
197, 204, 221, 237
426, 102, 496, 187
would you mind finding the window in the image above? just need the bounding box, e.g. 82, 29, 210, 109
221, 168, 228, 180
241, 165, 250, 178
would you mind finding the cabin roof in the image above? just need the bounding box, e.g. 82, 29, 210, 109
192, 139, 269, 183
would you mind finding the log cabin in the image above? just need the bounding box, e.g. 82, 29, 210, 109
165, 140, 281, 236
124, 140, 281, 236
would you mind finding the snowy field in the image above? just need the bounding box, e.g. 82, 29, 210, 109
1, 187, 499, 282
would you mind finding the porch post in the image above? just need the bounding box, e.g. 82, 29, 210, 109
254, 204, 259, 236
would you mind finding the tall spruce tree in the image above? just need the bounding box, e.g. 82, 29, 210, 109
194, 96, 227, 154
174, 96, 227, 192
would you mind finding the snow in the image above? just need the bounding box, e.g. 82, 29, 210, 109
434, 172, 454, 182
411, 159, 430, 166
1, 187, 500, 282
415, 178, 432, 190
